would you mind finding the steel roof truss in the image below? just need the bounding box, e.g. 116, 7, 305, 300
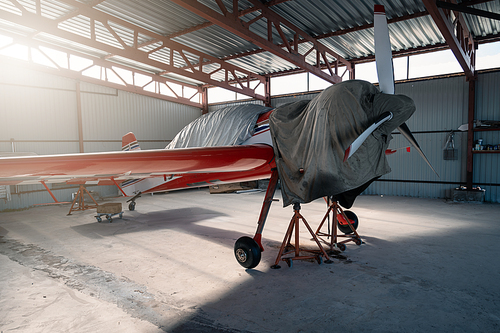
0, 0, 267, 101
422, 0, 476, 79
438, 1, 500, 21
0, 31, 203, 107
170, 0, 352, 84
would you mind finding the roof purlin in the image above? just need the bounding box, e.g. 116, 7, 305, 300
169, 0, 351, 85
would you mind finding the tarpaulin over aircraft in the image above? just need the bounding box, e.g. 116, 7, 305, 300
167, 104, 272, 149
269, 80, 416, 208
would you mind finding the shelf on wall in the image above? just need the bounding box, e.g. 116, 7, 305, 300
472, 150, 500, 154
474, 128, 500, 132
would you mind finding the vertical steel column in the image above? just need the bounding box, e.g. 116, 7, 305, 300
76, 81, 84, 153
466, 78, 476, 189
201, 86, 208, 114
406, 56, 410, 80
264, 76, 271, 107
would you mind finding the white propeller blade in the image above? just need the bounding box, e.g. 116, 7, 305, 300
373, 5, 438, 177
344, 5, 438, 178
398, 123, 440, 177
343, 112, 393, 162
343, 5, 395, 161
374, 5, 395, 94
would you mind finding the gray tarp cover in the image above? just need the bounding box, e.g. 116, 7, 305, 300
166, 104, 272, 149
269, 80, 416, 207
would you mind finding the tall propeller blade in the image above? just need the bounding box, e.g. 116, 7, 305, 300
398, 123, 440, 177
374, 5, 395, 95
343, 5, 397, 160
374, 5, 438, 177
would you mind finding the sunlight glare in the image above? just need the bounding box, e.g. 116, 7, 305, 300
0, 44, 28, 61
0, 34, 13, 48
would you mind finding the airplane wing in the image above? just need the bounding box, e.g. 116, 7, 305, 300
0, 144, 275, 186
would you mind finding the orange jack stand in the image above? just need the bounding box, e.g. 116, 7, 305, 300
271, 203, 333, 269
67, 185, 98, 215
315, 197, 362, 252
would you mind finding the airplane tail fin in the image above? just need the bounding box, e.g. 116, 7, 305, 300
122, 132, 141, 151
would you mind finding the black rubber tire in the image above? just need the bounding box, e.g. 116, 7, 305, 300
337, 243, 346, 251
338, 211, 359, 234
128, 202, 136, 211
234, 236, 261, 269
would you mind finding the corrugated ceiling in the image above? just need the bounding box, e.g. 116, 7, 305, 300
0, 0, 498, 87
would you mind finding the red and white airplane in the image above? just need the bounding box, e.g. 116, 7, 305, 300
0, 5, 435, 269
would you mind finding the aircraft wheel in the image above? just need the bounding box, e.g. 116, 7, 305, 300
234, 236, 261, 269
338, 211, 359, 234
128, 202, 136, 211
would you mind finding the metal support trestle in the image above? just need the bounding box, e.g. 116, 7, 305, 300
67, 185, 98, 215
271, 203, 333, 269
315, 197, 362, 251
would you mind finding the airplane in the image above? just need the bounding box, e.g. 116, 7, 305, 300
0, 5, 436, 269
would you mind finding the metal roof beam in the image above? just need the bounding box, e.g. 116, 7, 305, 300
221, 1, 493, 62
436, 1, 500, 21
170, 0, 351, 84
422, 0, 476, 79
0, 32, 203, 108
221, 10, 431, 62
0, 0, 267, 101
166, 0, 292, 39
57, 0, 267, 99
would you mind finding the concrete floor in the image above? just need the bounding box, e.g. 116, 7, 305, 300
1, 188, 499, 332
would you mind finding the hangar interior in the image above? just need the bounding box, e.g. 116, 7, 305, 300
1, 0, 500, 332
0, 0, 499, 209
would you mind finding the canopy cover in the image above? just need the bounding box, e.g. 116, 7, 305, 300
269, 80, 416, 207
167, 104, 272, 149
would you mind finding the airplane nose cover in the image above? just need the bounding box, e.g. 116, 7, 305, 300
269, 80, 415, 207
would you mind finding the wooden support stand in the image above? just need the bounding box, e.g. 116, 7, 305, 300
271, 203, 333, 269
315, 197, 362, 251
67, 185, 98, 215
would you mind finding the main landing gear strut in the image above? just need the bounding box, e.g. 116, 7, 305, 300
234, 169, 279, 269
233, 172, 363, 269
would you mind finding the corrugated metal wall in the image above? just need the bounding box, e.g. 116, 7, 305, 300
0, 65, 80, 155
364, 76, 470, 199
271, 92, 318, 108
474, 70, 500, 203
1, 64, 201, 210
2, 64, 499, 210
208, 99, 266, 112
270, 77, 473, 200
207, 91, 319, 113
210, 71, 499, 203
81, 82, 201, 151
